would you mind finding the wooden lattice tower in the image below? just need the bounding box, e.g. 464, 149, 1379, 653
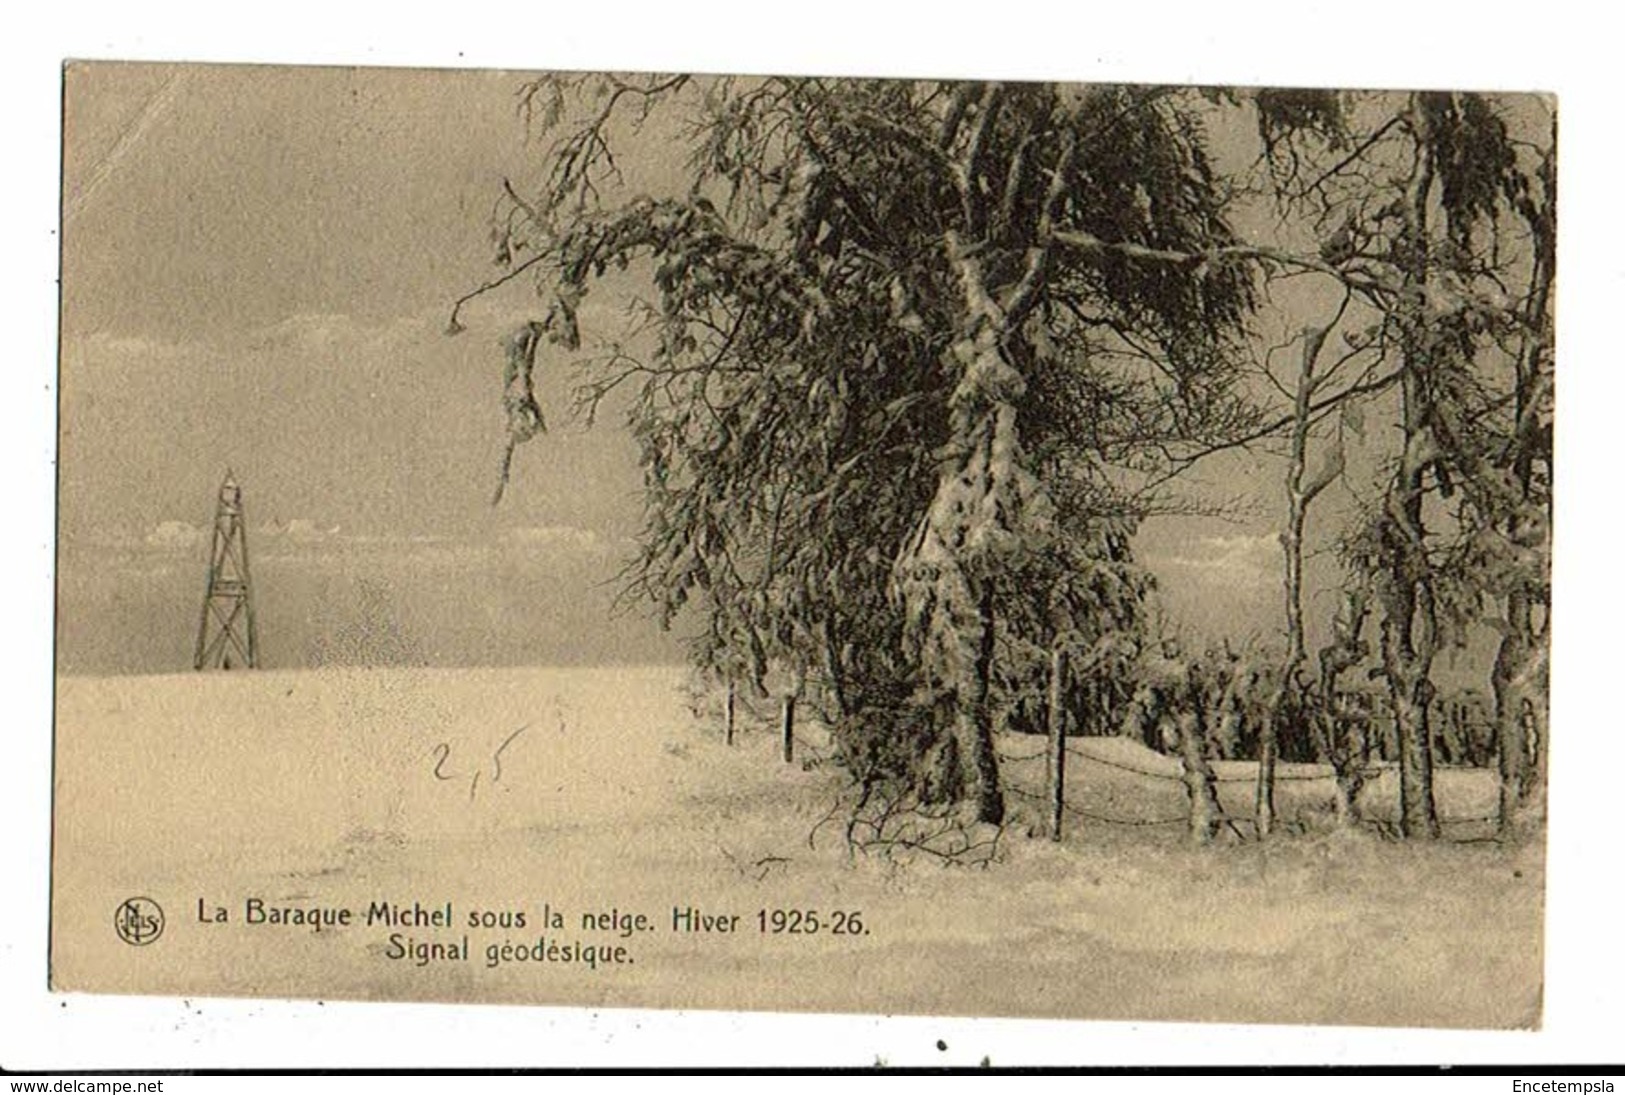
193, 470, 259, 670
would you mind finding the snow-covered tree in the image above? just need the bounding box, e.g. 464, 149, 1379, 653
1246, 90, 1555, 839
457, 76, 1259, 821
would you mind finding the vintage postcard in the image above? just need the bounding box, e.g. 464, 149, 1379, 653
53, 62, 1552, 1028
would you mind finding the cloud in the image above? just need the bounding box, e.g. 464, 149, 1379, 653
502, 525, 607, 553
252, 522, 613, 563
248, 311, 355, 348
70, 308, 439, 368
1147, 531, 1282, 588
143, 520, 205, 551
260, 517, 342, 544
243, 310, 444, 355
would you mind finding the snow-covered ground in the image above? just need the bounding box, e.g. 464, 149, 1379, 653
52, 666, 1542, 1028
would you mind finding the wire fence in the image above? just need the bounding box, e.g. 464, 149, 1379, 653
701, 679, 1508, 843
997, 734, 1502, 840
1003, 783, 1189, 827
1002, 737, 1489, 784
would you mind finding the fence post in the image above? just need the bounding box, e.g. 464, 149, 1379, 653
725, 681, 736, 746
1047, 646, 1069, 841
781, 693, 796, 764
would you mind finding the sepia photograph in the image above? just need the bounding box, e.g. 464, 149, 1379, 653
22, 6, 1623, 1070
49, 59, 1558, 1034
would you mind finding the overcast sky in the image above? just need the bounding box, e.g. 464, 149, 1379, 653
58, 63, 684, 671
54, 62, 1480, 674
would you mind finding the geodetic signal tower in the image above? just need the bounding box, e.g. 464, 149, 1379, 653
193, 470, 259, 670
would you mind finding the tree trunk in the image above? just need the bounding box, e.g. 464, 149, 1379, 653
918, 731, 962, 806
1495, 150, 1553, 833
1255, 710, 1278, 838
1383, 593, 1441, 839
1495, 592, 1550, 833
1178, 706, 1222, 845
1317, 590, 1371, 826
1265, 322, 1342, 837
1493, 591, 1531, 833
1373, 400, 1442, 841
820, 615, 848, 720
896, 229, 1037, 826
959, 588, 1005, 824
1525, 674, 1549, 820
1381, 94, 1442, 841
1330, 732, 1367, 825
1177, 663, 1222, 844
1046, 646, 1068, 841
1393, 681, 1440, 840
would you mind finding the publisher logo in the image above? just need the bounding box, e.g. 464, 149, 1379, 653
114, 897, 164, 946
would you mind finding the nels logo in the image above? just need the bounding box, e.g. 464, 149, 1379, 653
114, 897, 164, 946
